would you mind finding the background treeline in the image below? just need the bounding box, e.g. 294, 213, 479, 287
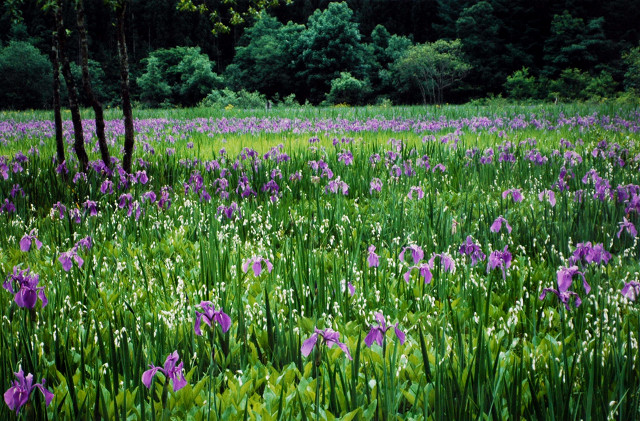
1, 0, 640, 109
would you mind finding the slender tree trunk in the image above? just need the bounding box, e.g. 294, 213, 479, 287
76, 0, 111, 171
55, 2, 89, 172
50, 31, 65, 167
117, 2, 135, 174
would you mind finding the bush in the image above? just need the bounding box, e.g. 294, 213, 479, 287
325, 72, 371, 105
137, 46, 223, 107
201, 89, 267, 109
504, 67, 538, 100
0, 41, 52, 110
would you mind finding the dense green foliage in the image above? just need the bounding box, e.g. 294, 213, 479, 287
1, 0, 640, 109
0, 41, 52, 109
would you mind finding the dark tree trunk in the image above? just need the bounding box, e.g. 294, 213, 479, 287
50, 31, 65, 168
117, 2, 135, 174
55, 2, 89, 172
76, 0, 111, 171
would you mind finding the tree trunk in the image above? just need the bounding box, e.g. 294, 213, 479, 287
76, 0, 111, 171
55, 2, 89, 172
117, 2, 135, 174
50, 31, 65, 168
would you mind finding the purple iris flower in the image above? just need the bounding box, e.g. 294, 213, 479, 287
301, 328, 352, 360
83, 200, 98, 216
369, 178, 383, 194
242, 256, 273, 277
141, 351, 187, 392
58, 244, 85, 272
4, 370, 54, 415
19, 229, 42, 252
325, 178, 349, 195
557, 266, 590, 294
364, 312, 405, 348
570, 242, 611, 266
490, 216, 512, 234
539, 277, 582, 311
428, 253, 455, 273
3, 266, 47, 308
136, 170, 148, 185
621, 281, 640, 301
502, 188, 524, 203
408, 186, 424, 200
399, 245, 424, 265
487, 246, 512, 280
194, 301, 231, 335
75, 236, 92, 251
404, 262, 433, 284
52, 202, 66, 219
617, 217, 637, 238
72, 172, 87, 184
10, 184, 24, 198
100, 180, 114, 195
141, 191, 156, 204
337, 150, 354, 166
458, 236, 486, 266
432, 163, 446, 173
347, 282, 355, 296
55, 161, 68, 175
538, 189, 556, 207
367, 245, 380, 268
1, 199, 16, 214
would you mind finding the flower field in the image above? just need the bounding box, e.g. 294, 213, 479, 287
1, 105, 640, 420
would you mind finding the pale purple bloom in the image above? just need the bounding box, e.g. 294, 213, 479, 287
432, 163, 446, 173
136, 170, 148, 185
19, 229, 42, 252
538, 189, 556, 207
570, 242, 611, 266
404, 262, 433, 284
337, 150, 354, 166
539, 276, 582, 311
194, 301, 231, 335
347, 282, 355, 296
325, 178, 349, 195
100, 179, 114, 195
428, 253, 455, 273
367, 245, 379, 268
52, 202, 66, 219
458, 236, 486, 266
557, 266, 590, 294
502, 188, 523, 203
490, 216, 512, 234
242, 256, 273, 277
621, 281, 640, 301
75, 236, 92, 251
1, 199, 15, 214
83, 200, 98, 216
408, 186, 424, 200
56, 161, 68, 175
3, 266, 47, 309
72, 172, 87, 184
617, 217, 637, 238
301, 328, 352, 360
4, 370, 54, 415
487, 246, 512, 280
10, 184, 24, 198
142, 351, 187, 392
399, 245, 424, 265
364, 312, 405, 348
58, 248, 84, 271
369, 178, 382, 194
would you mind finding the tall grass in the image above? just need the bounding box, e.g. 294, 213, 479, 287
0, 104, 639, 419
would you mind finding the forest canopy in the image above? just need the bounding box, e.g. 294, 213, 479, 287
1, 0, 640, 109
